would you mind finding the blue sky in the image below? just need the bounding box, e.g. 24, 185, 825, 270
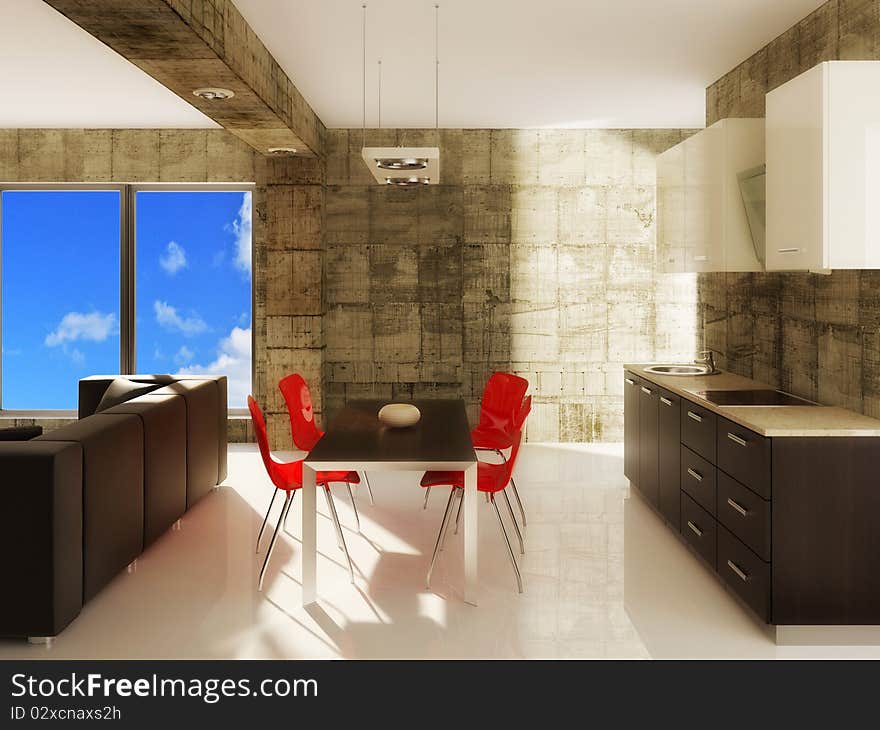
1, 189, 251, 409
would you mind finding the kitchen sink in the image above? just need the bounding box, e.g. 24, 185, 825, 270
644, 364, 716, 376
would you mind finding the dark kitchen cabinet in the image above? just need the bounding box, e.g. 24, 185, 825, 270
638, 381, 660, 508
623, 367, 880, 629
623, 373, 640, 483
657, 388, 681, 529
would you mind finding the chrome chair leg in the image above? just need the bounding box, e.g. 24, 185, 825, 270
491, 495, 523, 593
362, 472, 375, 505
453, 488, 464, 534
502, 488, 525, 555
283, 490, 297, 535
322, 485, 343, 549
426, 487, 457, 588
256, 489, 278, 553
259, 492, 292, 591
423, 486, 432, 509
346, 483, 360, 532
510, 480, 527, 527
440, 488, 461, 551
325, 487, 355, 583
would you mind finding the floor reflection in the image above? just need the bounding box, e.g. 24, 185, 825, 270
3, 443, 880, 659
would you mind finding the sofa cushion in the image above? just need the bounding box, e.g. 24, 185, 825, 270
0, 441, 83, 637
101, 394, 187, 546
150, 380, 220, 507
0, 425, 43, 441
37, 414, 144, 601
95, 378, 159, 413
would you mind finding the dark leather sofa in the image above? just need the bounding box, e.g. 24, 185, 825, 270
0, 374, 227, 641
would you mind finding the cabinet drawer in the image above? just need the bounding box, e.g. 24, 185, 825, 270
680, 445, 717, 516
681, 492, 716, 569
717, 417, 771, 499
717, 472, 771, 561
681, 401, 717, 462
717, 525, 770, 622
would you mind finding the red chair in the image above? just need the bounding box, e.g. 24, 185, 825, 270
279, 373, 374, 505
248, 396, 361, 589
420, 430, 525, 593
423, 373, 528, 511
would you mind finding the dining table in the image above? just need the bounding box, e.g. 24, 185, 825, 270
301, 399, 479, 606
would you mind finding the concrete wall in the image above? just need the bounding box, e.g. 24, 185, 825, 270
702, 0, 880, 416
324, 128, 698, 441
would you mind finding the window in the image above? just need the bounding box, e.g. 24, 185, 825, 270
134, 190, 252, 408
0, 184, 252, 412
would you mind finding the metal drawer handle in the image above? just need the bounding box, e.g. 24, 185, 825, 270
660, 396, 673, 406
687, 411, 703, 423
727, 432, 748, 447
777, 247, 801, 254
727, 498, 748, 516
625, 378, 635, 385
687, 467, 703, 482
687, 521, 703, 538
641, 386, 653, 395
727, 560, 749, 582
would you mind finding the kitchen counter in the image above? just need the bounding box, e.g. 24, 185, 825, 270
625, 364, 880, 437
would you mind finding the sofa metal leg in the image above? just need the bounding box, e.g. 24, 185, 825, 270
27, 636, 53, 646
126, 559, 137, 574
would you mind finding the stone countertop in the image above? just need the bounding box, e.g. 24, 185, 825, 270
625, 364, 880, 437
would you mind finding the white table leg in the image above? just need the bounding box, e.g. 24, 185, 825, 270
463, 461, 478, 606
302, 464, 317, 605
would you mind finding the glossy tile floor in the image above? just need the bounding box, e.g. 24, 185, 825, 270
3, 443, 880, 659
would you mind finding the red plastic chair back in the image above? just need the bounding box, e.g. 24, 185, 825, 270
248, 395, 284, 489
514, 395, 532, 430
279, 373, 323, 451
501, 429, 524, 488
478, 372, 529, 433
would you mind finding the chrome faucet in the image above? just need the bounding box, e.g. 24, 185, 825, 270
695, 349, 717, 373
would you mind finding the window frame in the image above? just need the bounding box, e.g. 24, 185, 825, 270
0, 182, 254, 416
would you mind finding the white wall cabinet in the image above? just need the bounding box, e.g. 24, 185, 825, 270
766, 61, 880, 271
657, 119, 764, 273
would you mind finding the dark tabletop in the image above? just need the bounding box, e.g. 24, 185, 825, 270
305, 399, 476, 465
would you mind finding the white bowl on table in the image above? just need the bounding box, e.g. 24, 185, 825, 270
378, 403, 421, 428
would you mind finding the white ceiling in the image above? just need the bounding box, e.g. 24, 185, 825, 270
0, 0, 217, 128
0, 0, 827, 130
233, 0, 827, 129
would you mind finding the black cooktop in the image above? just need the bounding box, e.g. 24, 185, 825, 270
696, 389, 817, 406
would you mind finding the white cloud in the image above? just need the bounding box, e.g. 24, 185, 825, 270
177, 326, 251, 407
45, 311, 117, 347
174, 345, 194, 366
230, 191, 252, 275
153, 300, 207, 337
69, 348, 85, 365
159, 240, 187, 275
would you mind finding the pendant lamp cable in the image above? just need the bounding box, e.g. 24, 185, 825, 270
435, 4, 440, 143
362, 4, 367, 149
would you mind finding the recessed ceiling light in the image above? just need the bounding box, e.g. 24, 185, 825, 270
192, 87, 235, 101
385, 176, 430, 187
267, 147, 298, 155
377, 158, 428, 171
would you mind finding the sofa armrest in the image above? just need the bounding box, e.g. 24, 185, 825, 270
0, 442, 83, 638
